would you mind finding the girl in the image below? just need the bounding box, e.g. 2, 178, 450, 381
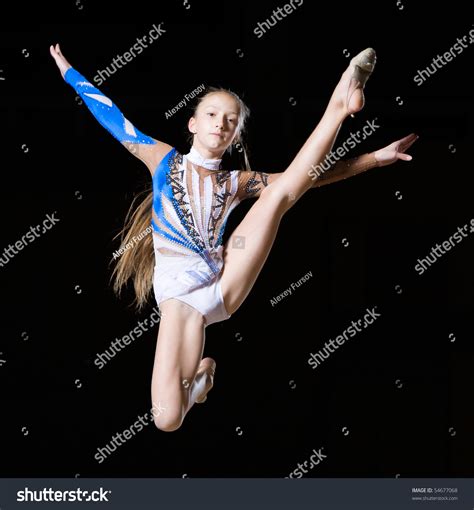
50, 43, 417, 432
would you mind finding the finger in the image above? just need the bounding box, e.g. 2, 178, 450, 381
50, 46, 59, 61
399, 133, 419, 151
397, 153, 413, 161
398, 132, 416, 144
402, 139, 417, 152
398, 134, 415, 149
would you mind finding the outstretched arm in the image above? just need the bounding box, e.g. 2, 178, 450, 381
49, 43, 172, 175
310, 152, 378, 187
237, 133, 419, 199
311, 133, 419, 187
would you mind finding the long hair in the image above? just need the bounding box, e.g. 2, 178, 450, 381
109, 87, 252, 311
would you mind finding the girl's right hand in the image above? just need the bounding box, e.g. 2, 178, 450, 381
373, 133, 419, 168
49, 43, 72, 79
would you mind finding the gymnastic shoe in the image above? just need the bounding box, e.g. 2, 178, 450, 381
195, 357, 216, 404
345, 47, 377, 117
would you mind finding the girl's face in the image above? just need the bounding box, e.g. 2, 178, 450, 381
189, 92, 240, 154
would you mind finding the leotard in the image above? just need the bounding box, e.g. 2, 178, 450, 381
65, 67, 269, 325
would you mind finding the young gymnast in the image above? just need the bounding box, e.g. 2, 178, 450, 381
50, 43, 417, 432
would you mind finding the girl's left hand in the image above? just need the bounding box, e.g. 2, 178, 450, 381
49, 43, 72, 79
374, 133, 419, 167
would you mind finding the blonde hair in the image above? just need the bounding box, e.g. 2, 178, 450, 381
109, 87, 252, 311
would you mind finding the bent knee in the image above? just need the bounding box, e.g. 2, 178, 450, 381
151, 395, 184, 432
151, 388, 185, 432
153, 412, 183, 432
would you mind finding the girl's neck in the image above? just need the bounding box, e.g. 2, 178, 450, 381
186, 145, 223, 170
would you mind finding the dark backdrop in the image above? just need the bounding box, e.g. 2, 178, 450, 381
0, 1, 473, 477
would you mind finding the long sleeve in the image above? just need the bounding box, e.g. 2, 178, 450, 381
64, 67, 156, 146
312, 152, 379, 187
237, 170, 272, 200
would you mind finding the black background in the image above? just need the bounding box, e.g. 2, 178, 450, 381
0, 1, 473, 477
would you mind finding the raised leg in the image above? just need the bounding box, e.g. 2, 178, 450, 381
220, 51, 374, 315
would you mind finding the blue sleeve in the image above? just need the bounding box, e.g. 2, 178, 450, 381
64, 67, 156, 145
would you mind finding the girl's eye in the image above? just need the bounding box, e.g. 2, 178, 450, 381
207, 112, 214, 116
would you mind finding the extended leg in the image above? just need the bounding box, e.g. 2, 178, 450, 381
258, 48, 376, 206
220, 51, 374, 315
272, 107, 346, 204
220, 102, 345, 316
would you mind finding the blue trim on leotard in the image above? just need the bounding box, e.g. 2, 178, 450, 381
152, 148, 202, 253
64, 67, 156, 145
65, 70, 211, 261
151, 151, 223, 275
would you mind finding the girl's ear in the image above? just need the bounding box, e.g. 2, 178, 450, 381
188, 117, 196, 134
